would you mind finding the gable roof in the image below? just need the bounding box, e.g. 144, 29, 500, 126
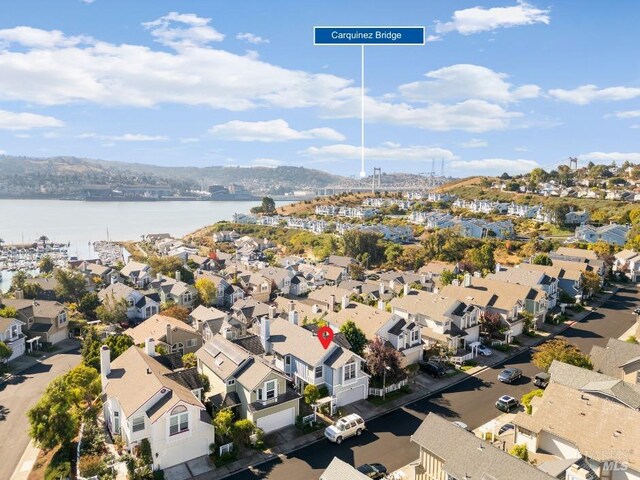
120, 260, 150, 277
196, 335, 251, 381
268, 317, 339, 366
590, 338, 640, 377
2, 298, 65, 319
320, 458, 370, 480
327, 255, 356, 268
390, 290, 464, 320
125, 314, 197, 345
324, 302, 396, 339
308, 285, 352, 306
555, 247, 598, 260
0, 316, 24, 331
98, 282, 136, 302
412, 413, 554, 480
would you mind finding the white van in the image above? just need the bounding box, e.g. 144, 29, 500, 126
324, 414, 365, 444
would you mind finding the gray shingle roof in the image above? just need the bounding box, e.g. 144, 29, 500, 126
590, 338, 640, 377
320, 457, 370, 480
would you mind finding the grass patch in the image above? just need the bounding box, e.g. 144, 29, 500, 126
367, 386, 412, 406
214, 451, 238, 468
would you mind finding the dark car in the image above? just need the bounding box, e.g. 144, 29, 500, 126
533, 372, 550, 388
357, 463, 388, 479
419, 361, 447, 377
497, 367, 522, 384
495, 395, 519, 412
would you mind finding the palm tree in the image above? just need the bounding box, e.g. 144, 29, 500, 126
38, 235, 48, 248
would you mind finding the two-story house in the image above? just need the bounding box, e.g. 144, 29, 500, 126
125, 314, 202, 355
3, 297, 69, 345
324, 301, 423, 366
390, 290, 479, 355
0, 316, 26, 360
98, 283, 160, 323
614, 249, 640, 282
197, 335, 301, 433
189, 305, 229, 343
101, 342, 214, 470
258, 267, 294, 295
150, 273, 197, 309
590, 338, 640, 384
120, 260, 153, 288
489, 266, 560, 309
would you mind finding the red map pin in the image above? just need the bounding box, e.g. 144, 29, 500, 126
318, 326, 334, 350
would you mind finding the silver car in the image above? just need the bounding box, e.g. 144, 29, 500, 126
324, 414, 365, 444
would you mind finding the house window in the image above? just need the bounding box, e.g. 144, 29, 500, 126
114, 411, 120, 433
169, 405, 189, 435
186, 338, 197, 348
265, 380, 277, 400
171, 342, 184, 354
127, 298, 134, 307
411, 330, 420, 343
315, 365, 323, 378
132, 416, 145, 432
227, 379, 235, 386
184, 293, 192, 303
58, 313, 67, 326
10, 325, 18, 339
344, 362, 356, 382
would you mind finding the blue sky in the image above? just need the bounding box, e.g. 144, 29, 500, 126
0, 0, 639, 177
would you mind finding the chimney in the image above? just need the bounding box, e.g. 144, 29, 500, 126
378, 300, 385, 311
341, 294, 349, 310
175, 270, 181, 282
260, 317, 271, 353
14, 289, 24, 300
464, 272, 472, 288
404, 283, 410, 296
288, 309, 299, 326
452, 279, 460, 287
268, 305, 277, 319
473, 271, 482, 278
156, 272, 162, 282
379, 282, 385, 295
389, 279, 395, 289
288, 300, 295, 313
100, 345, 111, 389
420, 273, 426, 284
110, 272, 119, 285
329, 294, 336, 312
145, 337, 156, 357
495, 263, 502, 274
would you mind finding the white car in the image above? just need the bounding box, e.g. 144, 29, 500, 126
324, 414, 365, 444
477, 344, 492, 356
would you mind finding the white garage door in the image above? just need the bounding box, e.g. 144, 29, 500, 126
256, 407, 295, 433
47, 329, 68, 345
539, 433, 579, 459
336, 385, 366, 407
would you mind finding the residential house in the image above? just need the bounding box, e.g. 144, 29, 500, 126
322, 264, 347, 286
390, 290, 479, 354
289, 273, 311, 296
525, 263, 584, 302
590, 338, 640, 384
320, 458, 370, 480
274, 297, 329, 325
0, 317, 26, 360
120, 260, 152, 288
150, 273, 197, 309
307, 285, 353, 312
197, 335, 301, 433
575, 223, 630, 246
194, 271, 242, 307
3, 298, 69, 344
189, 305, 228, 343
297, 263, 327, 288
411, 413, 554, 480
489, 265, 560, 309
98, 283, 160, 323
78, 261, 114, 287
26, 277, 60, 301
555, 246, 599, 261
187, 254, 215, 272
243, 273, 272, 303
212, 230, 239, 243
327, 255, 358, 272
513, 381, 640, 479
261, 314, 370, 407
125, 314, 202, 355
324, 301, 423, 366
100, 342, 214, 470
614, 249, 640, 282
259, 267, 294, 295
228, 297, 272, 336
565, 210, 590, 225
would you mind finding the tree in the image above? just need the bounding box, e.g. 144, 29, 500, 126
161, 305, 189, 323
199, 373, 210, 394
261, 196, 276, 214
38, 235, 49, 248
0, 306, 18, 319
440, 269, 456, 286
77, 293, 101, 320
38, 255, 55, 274
0, 341, 12, 363
532, 339, 592, 372
195, 278, 217, 307
182, 352, 197, 368
532, 253, 552, 266
81, 328, 133, 370
95, 294, 128, 325
10, 270, 27, 291
509, 444, 529, 461
365, 337, 403, 383
349, 262, 365, 281
231, 419, 255, 451
103, 334, 134, 359
303, 384, 320, 405
479, 311, 502, 338
339, 320, 367, 356
213, 409, 234, 442
384, 244, 404, 264
148, 256, 184, 277
343, 230, 385, 265
581, 271, 601, 297
28, 377, 78, 450
466, 243, 495, 273
529, 167, 548, 187
64, 364, 101, 413
54, 269, 87, 302
521, 389, 544, 414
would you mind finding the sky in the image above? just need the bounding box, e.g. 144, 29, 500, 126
0, 0, 639, 177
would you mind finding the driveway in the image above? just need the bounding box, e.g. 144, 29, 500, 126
0, 345, 82, 480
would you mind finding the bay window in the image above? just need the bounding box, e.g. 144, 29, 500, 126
169, 405, 188, 435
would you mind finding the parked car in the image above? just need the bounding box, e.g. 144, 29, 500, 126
476, 344, 492, 356
495, 395, 519, 412
356, 463, 388, 479
451, 420, 470, 431
498, 423, 515, 436
419, 360, 447, 377
497, 367, 522, 384
533, 372, 550, 389
324, 414, 365, 444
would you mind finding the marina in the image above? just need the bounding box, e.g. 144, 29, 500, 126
0, 241, 70, 271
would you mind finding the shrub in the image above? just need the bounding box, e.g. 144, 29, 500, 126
44, 445, 72, 480
140, 438, 153, 465
79, 454, 105, 477
509, 444, 529, 461
214, 451, 238, 467
80, 422, 106, 456
626, 336, 639, 344
521, 389, 544, 414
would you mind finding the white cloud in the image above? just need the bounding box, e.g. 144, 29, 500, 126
461, 138, 488, 148
0, 149, 6, 155
580, 152, 640, 162
0, 110, 64, 130
180, 137, 199, 143
300, 143, 457, 162
236, 32, 269, 45
451, 158, 539, 174
142, 12, 224, 48
0, 26, 92, 48
426, 35, 442, 42
209, 119, 345, 142
252, 158, 282, 167
608, 110, 640, 119
78, 132, 167, 142
549, 85, 640, 105
399, 64, 540, 104
435, 1, 550, 35
81, 0, 95, 4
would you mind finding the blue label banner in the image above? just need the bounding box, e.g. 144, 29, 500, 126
314, 26, 425, 46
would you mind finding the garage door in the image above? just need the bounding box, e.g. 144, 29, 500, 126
9, 342, 24, 361
539, 433, 579, 459
256, 407, 295, 433
47, 329, 68, 345
336, 385, 366, 407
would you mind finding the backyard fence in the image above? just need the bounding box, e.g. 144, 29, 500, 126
368, 378, 408, 397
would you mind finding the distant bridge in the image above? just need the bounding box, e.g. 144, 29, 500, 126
320, 175, 449, 195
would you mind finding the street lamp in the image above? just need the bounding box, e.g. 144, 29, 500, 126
382, 364, 392, 400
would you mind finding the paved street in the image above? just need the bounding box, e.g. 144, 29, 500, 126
228, 286, 640, 480
0, 346, 82, 480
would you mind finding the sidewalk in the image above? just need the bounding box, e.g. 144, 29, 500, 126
191, 287, 621, 480
1, 338, 80, 385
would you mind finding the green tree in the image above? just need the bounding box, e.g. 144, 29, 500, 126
0, 306, 18, 318
261, 196, 276, 214
440, 269, 456, 286
384, 244, 404, 264
182, 352, 197, 368
532, 339, 592, 372
343, 230, 385, 265
95, 294, 128, 325
581, 271, 601, 296
529, 167, 548, 187
532, 253, 553, 266
303, 384, 320, 405
28, 377, 79, 450
520, 389, 544, 414
10, 270, 27, 292
77, 293, 101, 320
339, 320, 367, 356
0, 341, 12, 363
54, 269, 87, 302
231, 419, 255, 451
64, 364, 101, 413
38, 255, 55, 274
213, 409, 234, 442
199, 373, 210, 394
466, 243, 495, 273
195, 278, 217, 307
103, 334, 134, 359
509, 444, 529, 461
